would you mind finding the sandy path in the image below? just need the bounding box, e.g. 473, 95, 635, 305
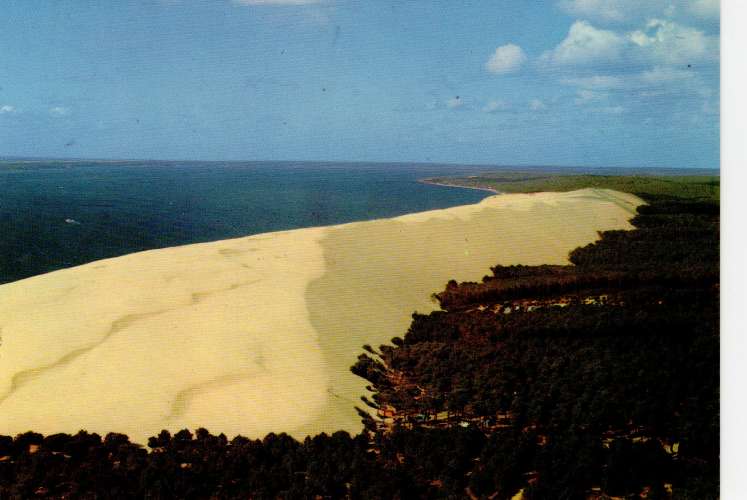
0, 189, 641, 443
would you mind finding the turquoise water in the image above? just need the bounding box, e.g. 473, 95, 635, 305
0, 160, 491, 284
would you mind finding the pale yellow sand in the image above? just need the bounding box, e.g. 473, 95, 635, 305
0, 188, 642, 443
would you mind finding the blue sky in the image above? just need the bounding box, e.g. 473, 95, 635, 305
0, 0, 719, 168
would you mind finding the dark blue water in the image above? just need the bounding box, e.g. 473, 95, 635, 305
0, 160, 491, 284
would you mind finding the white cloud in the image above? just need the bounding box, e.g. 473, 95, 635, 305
689, 0, 720, 20
540, 20, 625, 66
446, 96, 465, 109
557, 0, 719, 23
543, 18, 717, 70
575, 89, 607, 104
563, 66, 695, 92
529, 99, 547, 110
0, 105, 16, 114
233, 0, 322, 4
561, 75, 625, 89
556, 0, 679, 23
561, 64, 712, 121
572, 91, 624, 114
639, 65, 695, 83
482, 99, 509, 113
629, 18, 718, 65
485, 44, 527, 74
558, 0, 636, 22
49, 106, 70, 116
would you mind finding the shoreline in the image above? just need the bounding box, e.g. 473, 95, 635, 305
419, 178, 500, 194
0, 189, 643, 444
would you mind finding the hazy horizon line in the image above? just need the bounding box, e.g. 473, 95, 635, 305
0, 155, 720, 173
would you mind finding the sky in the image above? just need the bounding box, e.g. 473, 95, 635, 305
0, 0, 720, 168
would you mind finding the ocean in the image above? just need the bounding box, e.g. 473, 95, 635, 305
0, 160, 492, 284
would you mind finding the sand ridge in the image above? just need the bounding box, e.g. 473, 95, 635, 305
0, 189, 642, 443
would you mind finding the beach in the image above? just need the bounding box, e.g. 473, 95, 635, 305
0, 188, 642, 444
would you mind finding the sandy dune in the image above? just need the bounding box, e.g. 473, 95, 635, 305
0, 189, 642, 443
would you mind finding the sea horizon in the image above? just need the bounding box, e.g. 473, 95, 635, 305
0, 156, 720, 176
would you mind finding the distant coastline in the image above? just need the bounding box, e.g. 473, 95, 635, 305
419, 171, 720, 201
418, 178, 500, 194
